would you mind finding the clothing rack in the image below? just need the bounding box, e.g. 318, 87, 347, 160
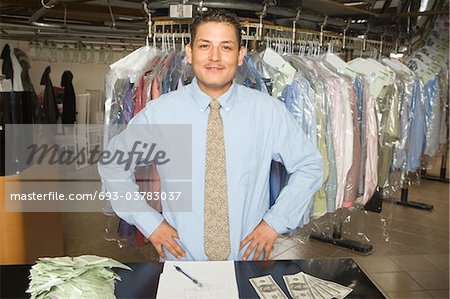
390, 182, 434, 211
421, 134, 449, 184
2, 18, 397, 57
151, 19, 396, 55
422, 152, 450, 183
310, 183, 380, 255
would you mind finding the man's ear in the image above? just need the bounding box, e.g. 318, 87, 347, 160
185, 43, 192, 64
238, 46, 247, 66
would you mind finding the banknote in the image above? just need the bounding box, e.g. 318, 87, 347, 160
307, 275, 353, 298
305, 278, 339, 298
283, 271, 353, 299
283, 272, 316, 299
304, 276, 327, 299
250, 274, 288, 299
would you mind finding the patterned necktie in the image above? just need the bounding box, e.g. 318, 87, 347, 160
204, 99, 231, 261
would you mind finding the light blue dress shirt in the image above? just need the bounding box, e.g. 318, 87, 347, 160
98, 77, 323, 261
407, 79, 426, 172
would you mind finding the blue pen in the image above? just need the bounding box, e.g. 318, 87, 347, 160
174, 265, 203, 287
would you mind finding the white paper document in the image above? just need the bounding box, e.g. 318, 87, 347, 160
156, 260, 239, 299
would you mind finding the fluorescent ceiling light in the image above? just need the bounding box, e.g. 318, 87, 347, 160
344, 2, 366, 6
419, 0, 431, 12
390, 53, 404, 58
118, 17, 136, 21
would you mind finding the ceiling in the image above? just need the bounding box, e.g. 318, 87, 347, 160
0, 0, 448, 46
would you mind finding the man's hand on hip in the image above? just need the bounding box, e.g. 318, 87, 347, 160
148, 220, 186, 260
240, 220, 278, 261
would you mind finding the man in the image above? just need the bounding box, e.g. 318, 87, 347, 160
99, 9, 323, 261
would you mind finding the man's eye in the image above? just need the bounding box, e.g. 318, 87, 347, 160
222, 46, 232, 51
199, 44, 209, 49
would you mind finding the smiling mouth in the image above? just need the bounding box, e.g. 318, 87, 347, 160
205, 66, 224, 71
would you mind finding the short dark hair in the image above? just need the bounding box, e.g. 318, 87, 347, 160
191, 9, 242, 46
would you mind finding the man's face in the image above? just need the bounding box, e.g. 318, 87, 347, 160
185, 21, 246, 99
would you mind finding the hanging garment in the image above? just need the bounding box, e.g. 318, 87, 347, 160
311, 87, 330, 217
237, 55, 269, 94
166, 53, 186, 92
343, 82, 361, 207
377, 84, 401, 190
288, 55, 337, 214
61, 71, 76, 124
9, 45, 24, 92
323, 102, 338, 212
105, 78, 129, 142
314, 62, 353, 210
1, 44, 13, 81
120, 82, 135, 124
40, 66, 58, 124
423, 75, 441, 158
14, 48, 42, 123
135, 70, 152, 115
249, 50, 283, 96
357, 82, 379, 205
281, 74, 316, 220
438, 67, 449, 148
407, 80, 426, 172
381, 59, 418, 177
283, 75, 317, 146
13, 48, 33, 92
1, 44, 24, 92
354, 76, 366, 198
261, 48, 296, 97
103, 46, 160, 143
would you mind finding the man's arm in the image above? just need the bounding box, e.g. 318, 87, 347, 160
241, 99, 323, 260
263, 100, 323, 233
98, 122, 185, 259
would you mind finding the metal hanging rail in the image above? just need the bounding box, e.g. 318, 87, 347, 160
150, 19, 396, 54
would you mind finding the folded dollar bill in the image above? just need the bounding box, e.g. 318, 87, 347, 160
27, 255, 131, 299
250, 274, 288, 299
283, 272, 353, 299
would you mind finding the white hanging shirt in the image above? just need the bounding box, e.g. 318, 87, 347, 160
8, 44, 24, 92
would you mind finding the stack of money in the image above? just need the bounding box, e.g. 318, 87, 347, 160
26, 255, 131, 299
250, 272, 353, 299
283, 272, 353, 299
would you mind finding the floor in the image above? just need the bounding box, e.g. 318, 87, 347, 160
61, 155, 450, 298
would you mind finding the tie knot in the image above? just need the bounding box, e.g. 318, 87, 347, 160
210, 100, 221, 111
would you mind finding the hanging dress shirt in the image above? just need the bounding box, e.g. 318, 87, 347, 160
423, 76, 441, 158
407, 80, 426, 172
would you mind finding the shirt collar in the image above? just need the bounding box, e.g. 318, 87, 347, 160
190, 77, 237, 112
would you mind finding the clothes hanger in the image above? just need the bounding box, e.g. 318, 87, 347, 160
172, 33, 176, 52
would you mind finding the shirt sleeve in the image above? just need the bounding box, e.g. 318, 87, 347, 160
97, 112, 164, 239
263, 100, 324, 234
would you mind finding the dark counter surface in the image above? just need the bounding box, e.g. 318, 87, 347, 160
1, 258, 385, 298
